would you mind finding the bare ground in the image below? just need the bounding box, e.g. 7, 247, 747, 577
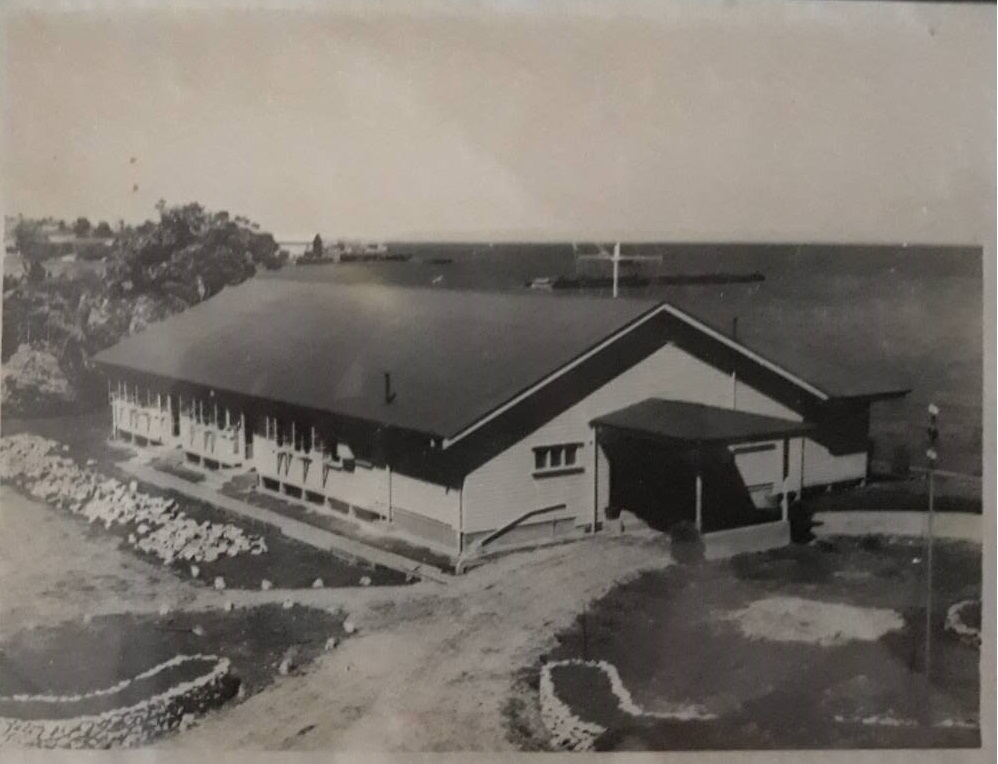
0, 485, 192, 639
170, 536, 674, 751
1, 483, 675, 751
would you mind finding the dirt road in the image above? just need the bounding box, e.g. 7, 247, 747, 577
174, 534, 673, 751
1, 482, 674, 751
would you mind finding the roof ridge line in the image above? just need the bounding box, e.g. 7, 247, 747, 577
659, 303, 831, 400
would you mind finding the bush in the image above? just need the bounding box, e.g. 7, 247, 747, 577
669, 521, 705, 564
788, 499, 817, 544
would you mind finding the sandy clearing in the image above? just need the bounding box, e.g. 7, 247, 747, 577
0, 486, 197, 639
171, 535, 674, 751
722, 595, 905, 647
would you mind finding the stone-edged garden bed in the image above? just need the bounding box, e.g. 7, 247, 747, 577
521, 535, 982, 751
0, 604, 345, 748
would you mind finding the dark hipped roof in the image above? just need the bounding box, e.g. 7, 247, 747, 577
95, 280, 660, 438
592, 399, 813, 446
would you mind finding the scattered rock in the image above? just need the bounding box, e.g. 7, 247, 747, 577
324, 637, 338, 651
343, 619, 357, 635
190, 565, 200, 579
278, 647, 298, 676
191, 624, 205, 637
359, 576, 371, 587
213, 576, 226, 590
282, 599, 294, 610
0, 434, 268, 567
260, 579, 273, 591
312, 578, 324, 589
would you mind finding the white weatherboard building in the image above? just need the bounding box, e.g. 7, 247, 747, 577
96, 280, 908, 560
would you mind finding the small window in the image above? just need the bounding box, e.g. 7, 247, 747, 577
533, 443, 584, 477
534, 449, 546, 470
564, 445, 579, 466
550, 447, 563, 468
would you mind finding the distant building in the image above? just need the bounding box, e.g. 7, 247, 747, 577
276, 240, 311, 261
95, 281, 908, 560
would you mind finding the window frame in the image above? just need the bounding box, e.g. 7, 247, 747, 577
532, 442, 585, 478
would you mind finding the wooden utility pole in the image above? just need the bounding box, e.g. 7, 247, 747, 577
923, 403, 939, 722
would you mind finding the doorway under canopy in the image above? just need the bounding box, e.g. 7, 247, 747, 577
592, 399, 812, 533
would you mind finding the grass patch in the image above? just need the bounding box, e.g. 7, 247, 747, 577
221, 476, 455, 572
0, 604, 343, 701
805, 476, 981, 515
0, 604, 342, 745
531, 537, 981, 751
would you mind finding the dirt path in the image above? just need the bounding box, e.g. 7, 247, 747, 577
173, 534, 674, 751
813, 511, 982, 542
1, 480, 674, 751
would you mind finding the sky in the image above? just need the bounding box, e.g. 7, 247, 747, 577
1, 1, 994, 245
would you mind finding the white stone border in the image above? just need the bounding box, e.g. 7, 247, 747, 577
0, 654, 218, 704
945, 600, 981, 647
0, 657, 231, 748
539, 659, 714, 751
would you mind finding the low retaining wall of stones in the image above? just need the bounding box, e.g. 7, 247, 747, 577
0, 655, 236, 749
0, 433, 267, 565
945, 600, 982, 648
538, 659, 714, 752
538, 660, 606, 752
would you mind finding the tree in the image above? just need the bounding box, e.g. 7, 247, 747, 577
13, 219, 40, 254
73, 217, 92, 237
93, 221, 114, 238
106, 200, 284, 299
311, 233, 324, 260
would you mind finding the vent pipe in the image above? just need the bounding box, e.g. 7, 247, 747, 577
384, 372, 397, 405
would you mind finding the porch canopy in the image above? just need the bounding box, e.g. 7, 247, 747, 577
591, 398, 813, 447
591, 399, 814, 532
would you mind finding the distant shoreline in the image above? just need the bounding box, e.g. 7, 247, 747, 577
530, 272, 766, 290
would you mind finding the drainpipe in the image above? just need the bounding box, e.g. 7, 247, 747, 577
781, 437, 790, 522
458, 480, 464, 555
695, 472, 703, 533
798, 437, 806, 499
387, 462, 393, 523
591, 428, 600, 534
694, 445, 704, 532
